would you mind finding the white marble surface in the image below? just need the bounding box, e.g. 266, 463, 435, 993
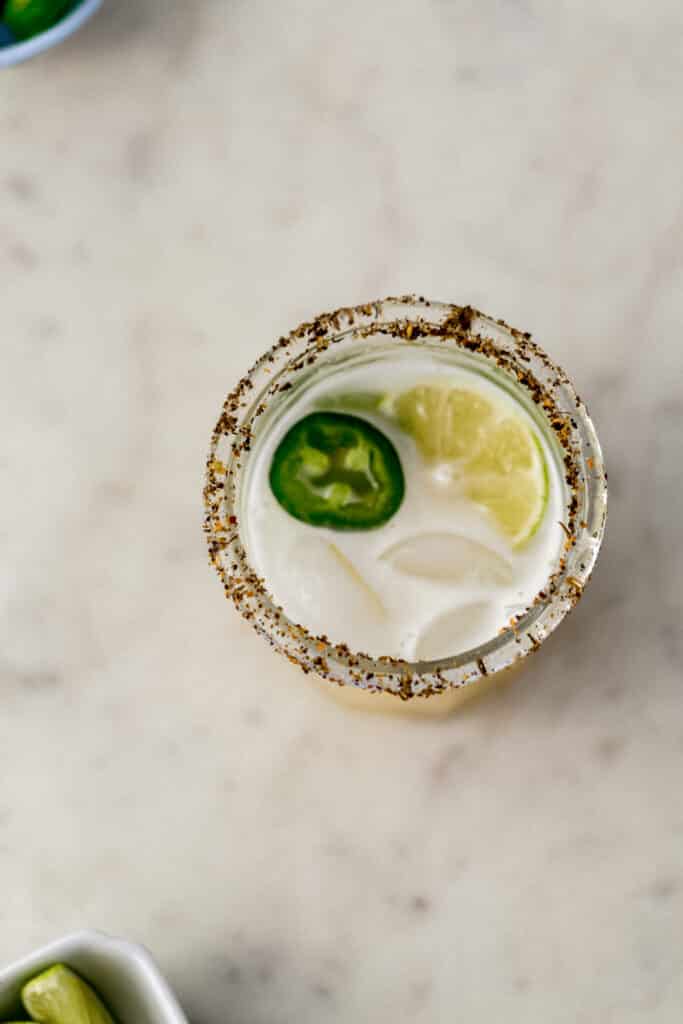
1, 1, 683, 1021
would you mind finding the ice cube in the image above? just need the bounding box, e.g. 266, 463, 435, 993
285, 536, 385, 645
380, 533, 512, 585
415, 602, 491, 661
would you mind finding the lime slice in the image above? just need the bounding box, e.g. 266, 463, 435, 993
22, 964, 115, 1024
394, 384, 548, 546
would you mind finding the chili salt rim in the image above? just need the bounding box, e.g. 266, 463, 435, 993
203, 296, 607, 701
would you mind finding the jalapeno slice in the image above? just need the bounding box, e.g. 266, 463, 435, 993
269, 411, 405, 530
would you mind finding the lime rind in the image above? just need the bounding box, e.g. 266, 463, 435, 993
524, 431, 550, 544
317, 391, 384, 414
21, 963, 115, 1024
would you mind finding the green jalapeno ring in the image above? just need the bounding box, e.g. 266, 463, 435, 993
269, 411, 405, 530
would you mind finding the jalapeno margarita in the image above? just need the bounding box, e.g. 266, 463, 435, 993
204, 298, 607, 714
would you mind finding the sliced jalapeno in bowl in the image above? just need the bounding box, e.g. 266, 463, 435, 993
269, 411, 405, 530
4, 0, 75, 40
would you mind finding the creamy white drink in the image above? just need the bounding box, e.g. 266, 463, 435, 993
241, 348, 564, 661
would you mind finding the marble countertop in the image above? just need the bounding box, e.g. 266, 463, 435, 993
2, 2, 682, 1021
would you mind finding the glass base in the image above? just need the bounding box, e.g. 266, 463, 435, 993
314, 663, 523, 717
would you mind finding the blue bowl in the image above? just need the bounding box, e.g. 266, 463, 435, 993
0, 0, 103, 68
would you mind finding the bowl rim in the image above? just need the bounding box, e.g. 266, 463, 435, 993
0, 929, 189, 1024
0, 0, 103, 69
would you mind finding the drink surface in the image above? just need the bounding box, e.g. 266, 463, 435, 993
241, 348, 565, 661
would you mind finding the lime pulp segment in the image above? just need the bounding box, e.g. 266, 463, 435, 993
393, 384, 548, 546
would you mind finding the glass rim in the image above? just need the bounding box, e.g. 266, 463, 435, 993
204, 296, 608, 701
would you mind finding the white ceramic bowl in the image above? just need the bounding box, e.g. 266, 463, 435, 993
0, 0, 103, 69
0, 930, 188, 1024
